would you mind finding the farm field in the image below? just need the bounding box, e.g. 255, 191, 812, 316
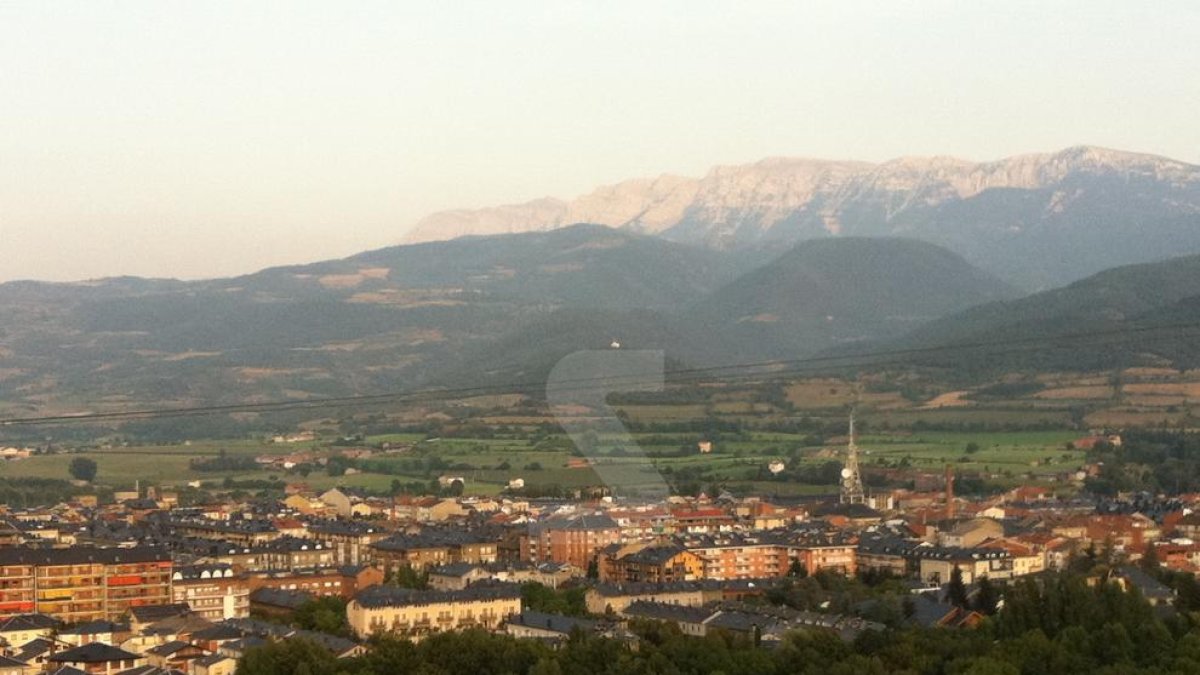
0, 426, 1087, 498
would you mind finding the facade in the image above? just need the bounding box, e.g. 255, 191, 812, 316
245, 565, 384, 600
171, 565, 250, 621
346, 584, 521, 640
915, 547, 1013, 584
530, 514, 621, 569
369, 532, 498, 573
0, 548, 172, 623
600, 545, 703, 584
585, 582, 709, 615
307, 521, 388, 566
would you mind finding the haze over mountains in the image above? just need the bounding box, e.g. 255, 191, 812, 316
407, 146, 1200, 289
3, 145, 1200, 417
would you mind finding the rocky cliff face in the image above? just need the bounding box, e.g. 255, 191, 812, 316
406, 146, 1199, 245
403, 146, 1200, 287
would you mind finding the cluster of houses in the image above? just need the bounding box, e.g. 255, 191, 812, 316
0, 474, 1192, 671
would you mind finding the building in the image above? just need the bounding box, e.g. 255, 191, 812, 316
505, 611, 598, 642
345, 584, 521, 640
0, 547, 172, 623
171, 565, 250, 621
0, 613, 57, 650
530, 514, 621, 569
307, 521, 388, 566
45, 642, 143, 675
249, 588, 312, 619
585, 581, 709, 615
369, 531, 497, 573
191, 653, 237, 675
245, 565, 384, 601
914, 547, 1013, 584
600, 545, 703, 584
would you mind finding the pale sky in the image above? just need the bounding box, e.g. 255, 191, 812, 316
2, 1, 1198, 282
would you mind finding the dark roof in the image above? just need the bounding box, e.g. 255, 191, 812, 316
115, 667, 187, 675
370, 530, 493, 552
1115, 566, 1176, 599
540, 514, 618, 532
59, 620, 126, 636
48, 642, 141, 663
0, 613, 58, 632
622, 545, 687, 566
129, 604, 192, 623
307, 520, 381, 536
144, 641, 190, 657
15, 637, 59, 660
508, 611, 596, 635
190, 625, 244, 641
250, 587, 313, 610
353, 582, 521, 609
0, 655, 30, 668
907, 593, 959, 628
219, 636, 268, 653
194, 654, 236, 666
429, 562, 480, 578
0, 546, 170, 567
290, 629, 360, 655
621, 601, 713, 624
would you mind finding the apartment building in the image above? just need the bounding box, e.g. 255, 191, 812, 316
245, 565, 384, 600
529, 514, 621, 569
307, 520, 388, 566
599, 544, 703, 584
346, 584, 521, 640
369, 531, 498, 573
171, 564, 250, 621
0, 547, 172, 623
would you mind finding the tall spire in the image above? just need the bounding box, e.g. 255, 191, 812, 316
840, 410, 866, 505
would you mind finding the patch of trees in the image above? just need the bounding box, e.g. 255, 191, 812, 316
1086, 430, 1200, 495
189, 452, 258, 472
292, 597, 352, 638
520, 582, 588, 617
0, 477, 91, 508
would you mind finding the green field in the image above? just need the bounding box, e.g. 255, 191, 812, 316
0, 425, 1086, 498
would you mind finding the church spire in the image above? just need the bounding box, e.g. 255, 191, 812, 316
840, 410, 866, 505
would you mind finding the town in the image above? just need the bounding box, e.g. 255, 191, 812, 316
0, 418, 1191, 675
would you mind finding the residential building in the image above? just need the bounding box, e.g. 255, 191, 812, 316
346, 584, 521, 640
171, 565, 250, 621
0, 547, 172, 623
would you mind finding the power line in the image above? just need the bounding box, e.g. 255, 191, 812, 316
2, 319, 1199, 428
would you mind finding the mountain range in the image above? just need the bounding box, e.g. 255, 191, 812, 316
4, 145, 1200, 425
406, 146, 1200, 289
0, 228, 1013, 417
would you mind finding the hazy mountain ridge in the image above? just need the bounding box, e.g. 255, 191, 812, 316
436, 238, 1016, 388
0, 226, 752, 414
889, 253, 1200, 371
0, 229, 1012, 416
405, 146, 1200, 288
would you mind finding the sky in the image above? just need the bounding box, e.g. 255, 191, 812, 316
2, 1, 1199, 282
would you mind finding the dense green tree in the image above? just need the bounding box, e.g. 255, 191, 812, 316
948, 566, 969, 608
974, 575, 999, 615
238, 638, 339, 675
69, 457, 98, 482
293, 596, 352, 637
